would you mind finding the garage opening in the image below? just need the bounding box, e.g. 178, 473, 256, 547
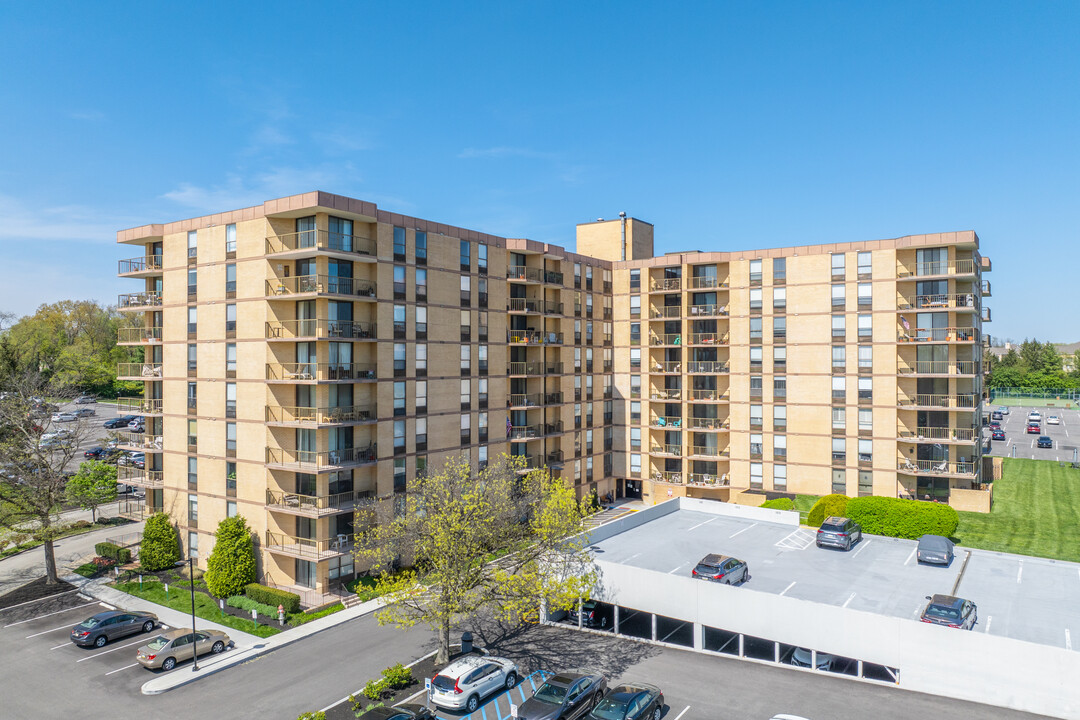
655, 614, 693, 647
742, 634, 774, 661
702, 625, 739, 655
616, 606, 652, 640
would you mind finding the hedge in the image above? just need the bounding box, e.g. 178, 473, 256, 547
244, 583, 301, 613
226, 594, 280, 618
94, 542, 132, 564
846, 496, 959, 540
761, 498, 795, 511
806, 494, 850, 527
140, 512, 180, 571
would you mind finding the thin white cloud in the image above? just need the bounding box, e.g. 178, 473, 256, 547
70, 110, 106, 122
161, 165, 360, 214
0, 194, 125, 244
458, 146, 553, 160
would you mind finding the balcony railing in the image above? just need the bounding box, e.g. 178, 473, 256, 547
650, 333, 683, 346
265, 444, 377, 470
650, 278, 682, 292
266, 319, 376, 340
897, 327, 980, 343
264, 530, 354, 560
266, 362, 376, 382
508, 424, 545, 440
687, 361, 728, 374
266, 275, 376, 299
118, 468, 164, 489
545, 271, 564, 285
687, 472, 729, 486
118, 500, 163, 521
507, 330, 563, 344
116, 397, 163, 414
897, 393, 979, 409
650, 306, 682, 319
266, 405, 374, 424
897, 293, 980, 311
115, 432, 162, 451
897, 361, 979, 376
650, 444, 682, 456
118, 256, 163, 275
266, 229, 375, 257
689, 390, 728, 401
508, 298, 541, 313
649, 389, 681, 400
982, 279, 991, 297
507, 265, 545, 283
507, 362, 563, 375
897, 458, 977, 476
688, 333, 729, 345
897, 426, 980, 442
265, 489, 375, 516
118, 326, 163, 344
117, 363, 162, 379
507, 393, 545, 408
688, 304, 729, 317
117, 292, 163, 310
689, 446, 730, 458
651, 361, 682, 373
652, 470, 684, 484
688, 417, 730, 430
687, 277, 729, 290
896, 258, 978, 278
649, 416, 683, 428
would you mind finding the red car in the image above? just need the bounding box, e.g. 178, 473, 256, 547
1027, 423, 1041, 434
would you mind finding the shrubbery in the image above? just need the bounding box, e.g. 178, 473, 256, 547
297, 712, 326, 720
226, 595, 279, 618
139, 512, 180, 571
244, 583, 301, 613
288, 603, 344, 626
806, 494, 850, 527
846, 496, 959, 539
357, 663, 416, 701
205, 516, 256, 598
94, 542, 132, 564
761, 497, 795, 511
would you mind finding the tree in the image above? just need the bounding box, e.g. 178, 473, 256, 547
140, 512, 180, 571
0, 374, 99, 584
65, 460, 117, 523
205, 515, 257, 598
354, 454, 597, 664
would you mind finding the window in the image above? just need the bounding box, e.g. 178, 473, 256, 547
857, 283, 872, 307
630, 453, 642, 474
416, 381, 427, 414
749, 317, 762, 341
394, 420, 406, 454
750, 346, 763, 369
460, 379, 471, 410
749, 288, 762, 310
749, 259, 762, 284
225, 343, 236, 376
774, 404, 787, 429
478, 412, 488, 442
773, 257, 786, 282
415, 231, 427, 264
858, 470, 873, 496
227, 501, 237, 518
832, 438, 846, 463
226, 422, 236, 457
393, 304, 406, 337
225, 382, 236, 418
478, 377, 488, 408
858, 377, 873, 401
225, 303, 236, 337
630, 322, 641, 345
188, 531, 199, 558
394, 382, 406, 416
832, 469, 846, 494
187, 457, 198, 489
629, 295, 641, 317
225, 223, 236, 254
585, 265, 593, 289
460, 240, 471, 270
415, 268, 427, 301
774, 376, 787, 398
630, 375, 641, 398
774, 464, 788, 490
459, 413, 471, 444
859, 345, 873, 370
477, 311, 488, 341
478, 445, 488, 470
750, 434, 763, 458
460, 345, 470, 374
394, 343, 406, 376
630, 427, 641, 450
831, 284, 845, 307
858, 313, 872, 338
187, 344, 197, 375
857, 251, 872, 278
750, 462, 763, 489
574, 348, 582, 371
460, 309, 470, 339
750, 404, 763, 428
225, 264, 236, 297
629, 348, 641, 370
773, 287, 786, 309
187, 230, 198, 259
858, 439, 873, 464
393, 266, 406, 299
187, 269, 197, 298
416, 417, 428, 451
574, 263, 582, 288
629, 269, 640, 291
774, 434, 787, 460
187, 382, 197, 410
831, 314, 845, 339
858, 408, 873, 432
750, 376, 763, 399
393, 226, 406, 259
226, 462, 236, 497
832, 346, 846, 369
630, 401, 641, 423
415, 306, 427, 338
773, 316, 786, 340
832, 376, 846, 401
831, 253, 845, 278
478, 244, 487, 273
415, 343, 427, 375
188, 494, 198, 525
478, 277, 488, 308
773, 346, 786, 370
832, 407, 846, 431
460, 275, 471, 306
187, 306, 197, 336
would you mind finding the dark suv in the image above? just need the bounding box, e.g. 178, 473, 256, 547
816, 516, 863, 551
691, 554, 750, 584
920, 594, 977, 630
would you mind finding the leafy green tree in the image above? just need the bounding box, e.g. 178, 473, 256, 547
205, 515, 257, 598
355, 454, 597, 664
140, 512, 180, 571
998, 347, 1021, 368
65, 460, 118, 522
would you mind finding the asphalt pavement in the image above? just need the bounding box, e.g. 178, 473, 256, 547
985, 404, 1080, 461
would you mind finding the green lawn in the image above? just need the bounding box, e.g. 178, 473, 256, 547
0, 521, 115, 560
955, 459, 1080, 562
111, 579, 280, 638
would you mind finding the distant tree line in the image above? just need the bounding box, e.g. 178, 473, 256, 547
987, 339, 1080, 390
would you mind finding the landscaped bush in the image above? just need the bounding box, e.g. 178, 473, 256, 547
297, 713, 326, 720
205, 516, 257, 598
846, 496, 959, 539
94, 542, 132, 564
287, 603, 344, 626
761, 497, 795, 511
806, 494, 850, 527
381, 662, 414, 690
244, 583, 301, 613
139, 512, 180, 571
226, 594, 279, 618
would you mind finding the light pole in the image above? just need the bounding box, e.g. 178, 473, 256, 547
175, 557, 199, 671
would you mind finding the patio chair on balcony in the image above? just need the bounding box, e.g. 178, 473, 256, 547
932, 461, 948, 473
332, 534, 348, 550
329, 451, 341, 466
284, 493, 300, 508
902, 460, 919, 472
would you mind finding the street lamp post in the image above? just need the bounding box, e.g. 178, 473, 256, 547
176, 557, 199, 671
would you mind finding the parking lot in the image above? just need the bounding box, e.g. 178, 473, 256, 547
985, 404, 1080, 462
588, 508, 1080, 650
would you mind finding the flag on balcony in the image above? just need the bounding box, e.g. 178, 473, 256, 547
506, 416, 512, 438
900, 315, 911, 330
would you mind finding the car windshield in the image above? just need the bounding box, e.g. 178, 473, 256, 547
925, 604, 960, 620
591, 697, 630, 720
533, 682, 569, 704
145, 635, 171, 651
78, 617, 101, 629
432, 675, 457, 691
821, 522, 846, 532
695, 563, 720, 574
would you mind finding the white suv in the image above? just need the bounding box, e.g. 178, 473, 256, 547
430, 655, 518, 713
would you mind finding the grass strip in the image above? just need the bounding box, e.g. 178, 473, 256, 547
111, 579, 280, 638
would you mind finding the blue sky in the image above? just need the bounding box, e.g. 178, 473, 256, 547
0, 2, 1076, 341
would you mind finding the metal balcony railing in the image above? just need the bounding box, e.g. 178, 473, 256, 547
897, 458, 977, 476
896, 293, 980, 311
116, 397, 163, 414
688, 417, 730, 430
265, 405, 374, 424
652, 470, 685, 484
507, 362, 563, 375
117, 363, 162, 379
650, 416, 683, 428
897, 361, 979, 375
650, 444, 682, 456
897, 394, 979, 409
266, 363, 376, 382
265, 444, 377, 469
651, 361, 682, 373
115, 432, 162, 451
687, 472, 729, 486
117, 292, 163, 309
689, 446, 730, 458
265, 489, 374, 516
507, 393, 545, 408
687, 277, 729, 290
508, 424, 544, 440
507, 330, 563, 344
688, 304, 729, 317
688, 333, 728, 345
266, 319, 376, 340
687, 361, 728, 374
118, 256, 163, 274
650, 333, 683, 346
896, 258, 978, 278
649, 389, 681, 400
689, 389, 728, 401
897, 327, 980, 343
266, 275, 376, 299
119, 500, 163, 520
507, 298, 541, 313
118, 327, 163, 343
650, 306, 683, 319
507, 265, 545, 282
264, 531, 354, 559
265, 229, 375, 257
897, 426, 980, 442
118, 467, 164, 488
650, 277, 682, 292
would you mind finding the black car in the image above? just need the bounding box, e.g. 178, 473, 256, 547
587, 684, 663, 720
104, 414, 139, 429
1037, 436, 1053, 449
568, 600, 613, 629
816, 516, 863, 551
916, 534, 955, 566
920, 594, 977, 630
354, 704, 434, 720
70, 610, 158, 648
518, 672, 608, 720
691, 553, 750, 584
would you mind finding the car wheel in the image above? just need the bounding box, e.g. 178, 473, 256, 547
142, 620, 155, 633
162, 657, 176, 671
466, 695, 480, 713
211, 640, 225, 654
94, 635, 107, 648
600, 616, 608, 629
505, 671, 517, 690
652, 707, 661, 720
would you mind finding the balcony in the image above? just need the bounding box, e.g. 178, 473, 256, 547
688, 332, 728, 346
265, 405, 375, 425
897, 293, 980, 312
897, 327, 980, 344
117, 363, 162, 380
118, 467, 163, 489
897, 458, 978, 478
649, 389, 681, 401
265, 489, 375, 517
266, 319, 376, 340
116, 397, 163, 415
650, 333, 683, 346
117, 292, 163, 311
688, 417, 730, 430
544, 271, 564, 285
507, 330, 563, 345
897, 426, 980, 443
687, 472, 729, 487
507, 393, 545, 408
687, 361, 728, 374
897, 393, 979, 410
265, 444, 377, 471
266, 362, 376, 383
265, 275, 376, 300
649, 416, 683, 429
508, 298, 542, 313
119, 499, 164, 521
508, 424, 545, 441
982, 307, 992, 323
118, 256, 163, 277
687, 277, 729, 290
118, 326, 163, 345
265, 230, 375, 259
650, 444, 682, 457
264, 531, 354, 560
650, 361, 682, 374
688, 304, 728, 317
897, 361, 979, 376
649, 278, 682, 292
650, 306, 682, 319
115, 432, 162, 451
507, 361, 563, 376
689, 390, 728, 402
896, 258, 978, 278
982, 280, 991, 297
689, 446, 730, 458
507, 265, 545, 283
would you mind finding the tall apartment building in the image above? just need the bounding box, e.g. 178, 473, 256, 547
116, 191, 990, 605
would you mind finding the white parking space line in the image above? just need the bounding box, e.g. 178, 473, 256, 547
3, 601, 100, 628
779, 581, 796, 596
668, 562, 689, 575
850, 539, 872, 559
672, 706, 691, 720
842, 593, 856, 608
688, 517, 717, 531
100, 603, 115, 610
75, 637, 148, 662
26, 623, 77, 639
904, 547, 917, 566
104, 662, 139, 676
1067, 629, 1072, 651
729, 523, 757, 539
1018, 561, 1024, 584
50, 642, 71, 650
625, 552, 643, 562
984, 616, 993, 634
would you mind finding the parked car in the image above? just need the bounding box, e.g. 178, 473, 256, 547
51, 411, 78, 423
998, 406, 1010, 415
920, 594, 977, 630
1048, 415, 1060, 425
1027, 423, 1041, 434
72, 406, 96, 418
127, 419, 145, 433
517, 672, 608, 720
916, 534, 955, 566
70, 610, 158, 648
988, 421, 1002, 431
990, 411, 1003, 421
586, 683, 664, 720
104, 414, 139, 429
1038, 436, 1054, 449
816, 516, 863, 551
691, 553, 750, 584
74, 395, 97, 404
85, 446, 123, 461
430, 655, 519, 713
119, 452, 145, 469
136, 628, 230, 670
991, 429, 1006, 441
790, 647, 851, 672
1028, 411, 1042, 422
354, 705, 435, 720
568, 600, 613, 629
40, 430, 74, 448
